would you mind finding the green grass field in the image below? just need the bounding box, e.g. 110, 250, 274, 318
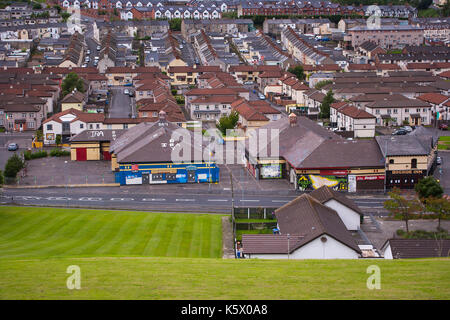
0, 207, 223, 259
0, 257, 449, 299
0, 206, 449, 300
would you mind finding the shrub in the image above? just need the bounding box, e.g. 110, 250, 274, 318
24, 150, 48, 160
0, 170, 3, 185
50, 148, 71, 157
4, 154, 24, 178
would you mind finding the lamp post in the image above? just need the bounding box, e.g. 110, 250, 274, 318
287, 233, 290, 260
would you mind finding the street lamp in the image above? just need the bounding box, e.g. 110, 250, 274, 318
287, 233, 290, 260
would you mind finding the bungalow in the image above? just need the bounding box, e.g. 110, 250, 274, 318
382, 239, 450, 259
242, 193, 362, 259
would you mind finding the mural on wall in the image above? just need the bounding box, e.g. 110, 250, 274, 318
260, 164, 282, 179
297, 175, 348, 191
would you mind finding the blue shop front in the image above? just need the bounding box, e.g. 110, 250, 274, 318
116, 162, 220, 185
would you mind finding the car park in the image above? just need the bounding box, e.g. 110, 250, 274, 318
8, 143, 18, 151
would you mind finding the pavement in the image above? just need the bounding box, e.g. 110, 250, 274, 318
108, 87, 134, 119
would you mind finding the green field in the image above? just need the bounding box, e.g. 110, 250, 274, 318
0, 207, 223, 259
0, 206, 449, 300
0, 257, 449, 299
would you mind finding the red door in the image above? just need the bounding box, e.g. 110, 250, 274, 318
76, 148, 87, 161
102, 151, 111, 161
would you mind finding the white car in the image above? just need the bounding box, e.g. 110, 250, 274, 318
87, 50, 91, 55
124, 89, 130, 95
258, 94, 265, 100
96, 45, 101, 51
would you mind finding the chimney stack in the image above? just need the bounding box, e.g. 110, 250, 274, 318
289, 113, 298, 127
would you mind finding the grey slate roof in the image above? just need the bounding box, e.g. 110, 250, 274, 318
383, 239, 450, 259
375, 135, 435, 157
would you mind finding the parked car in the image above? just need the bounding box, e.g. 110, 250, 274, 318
82, 63, 87, 68
400, 126, 413, 132
439, 123, 448, 130
437, 156, 442, 165
392, 129, 408, 135
7, 143, 18, 151
244, 81, 254, 85
258, 94, 266, 100
96, 45, 101, 51
124, 89, 130, 95
87, 50, 91, 55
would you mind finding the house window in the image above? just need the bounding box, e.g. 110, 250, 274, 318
123, 124, 128, 129
47, 124, 53, 130
405, 109, 409, 113
96, 124, 100, 129
411, 158, 417, 169
389, 159, 394, 164
80, 124, 84, 129
153, 112, 157, 117
375, 109, 380, 115
107, 125, 112, 129
89, 124, 93, 129
22, 113, 26, 118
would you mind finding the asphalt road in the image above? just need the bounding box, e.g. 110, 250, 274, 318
0, 187, 390, 215
434, 151, 450, 194
108, 87, 134, 118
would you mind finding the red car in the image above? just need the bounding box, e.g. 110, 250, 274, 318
439, 123, 448, 130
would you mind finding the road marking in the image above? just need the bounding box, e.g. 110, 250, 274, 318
272, 200, 289, 203
208, 199, 228, 202
176, 199, 195, 202
142, 198, 166, 201
110, 198, 134, 201
239, 199, 259, 202
46, 197, 72, 201
78, 197, 103, 201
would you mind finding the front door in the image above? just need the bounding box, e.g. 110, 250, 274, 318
187, 170, 196, 183
76, 148, 87, 161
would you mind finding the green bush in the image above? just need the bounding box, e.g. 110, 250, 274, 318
0, 170, 4, 185
23, 150, 48, 160
4, 154, 24, 178
50, 148, 71, 157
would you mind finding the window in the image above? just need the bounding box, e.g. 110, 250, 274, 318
96, 124, 100, 129
22, 113, 26, 118
80, 123, 84, 129
389, 159, 394, 164
153, 112, 157, 117
393, 109, 398, 114
28, 122, 34, 128
47, 124, 53, 131
107, 124, 112, 129
89, 124, 93, 129
405, 109, 409, 113
375, 109, 380, 115
123, 124, 128, 129
411, 158, 417, 169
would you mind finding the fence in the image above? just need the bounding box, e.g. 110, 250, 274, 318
234, 207, 277, 220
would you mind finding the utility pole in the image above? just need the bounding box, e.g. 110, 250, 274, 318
230, 171, 236, 258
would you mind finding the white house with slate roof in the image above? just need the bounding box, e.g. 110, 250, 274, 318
242, 191, 362, 260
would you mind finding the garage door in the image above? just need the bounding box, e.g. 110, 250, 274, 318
76, 148, 87, 161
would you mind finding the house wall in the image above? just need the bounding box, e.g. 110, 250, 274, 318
249, 235, 360, 259
383, 244, 393, 259
62, 102, 83, 112
323, 199, 360, 231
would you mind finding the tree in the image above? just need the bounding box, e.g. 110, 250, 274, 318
417, 0, 432, 10
314, 80, 333, 90
426, 197, 450, 230
33, 3, 42, 10
217, 111, 239, 136
288, 65, 305, 81
169, 18, 182, 31
320, 90, 335, 119
0, 170, 3, 185
415, 177, 444, 203
384, 187, 422, 233
55, 134, 62, 146
61, 12, 71, 22
4, 154, 24, 179
62, 72, 84, 97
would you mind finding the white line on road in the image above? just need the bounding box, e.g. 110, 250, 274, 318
176, 199, 195, 202
142, 198, 166, 201
208, 199, 228, 202
239, 199, 260, 202
272, 200, 289, 203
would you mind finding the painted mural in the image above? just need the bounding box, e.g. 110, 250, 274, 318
297, 175, 348, 191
